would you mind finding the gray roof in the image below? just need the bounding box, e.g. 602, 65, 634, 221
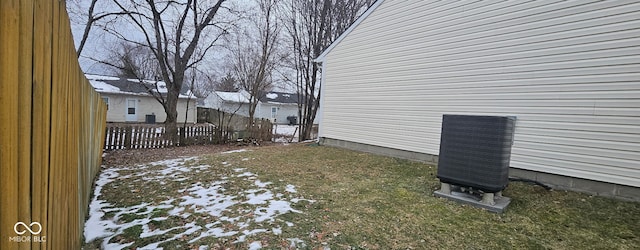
259, 91, 300, 104
86, 74, 193, 98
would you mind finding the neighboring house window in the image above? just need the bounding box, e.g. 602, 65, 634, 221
126, 99, 138, 122
271, 107, 277, 119
102, 97, 109, 110
128, 99, 136, 114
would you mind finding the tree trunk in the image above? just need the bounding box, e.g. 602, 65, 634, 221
164, 86, 180, 145
287, 0, 374, 142
247, 94, 256, 138
299, 62, 319, 141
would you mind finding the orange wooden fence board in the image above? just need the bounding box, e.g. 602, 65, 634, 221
1, 0, 21, 249
18, 1, 35, 249
31, 0, 53, 249
0, 0, 106, 249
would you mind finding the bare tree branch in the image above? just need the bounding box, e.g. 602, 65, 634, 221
284, 0, 374, 140
80, 0, 230, 144
76, 0, 137, 57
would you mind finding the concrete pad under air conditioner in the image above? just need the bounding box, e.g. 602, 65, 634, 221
434, 184, 511, 213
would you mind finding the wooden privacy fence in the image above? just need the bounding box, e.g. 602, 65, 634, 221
249, 118, 275, 142
0, 1, 107, 250
104, 121, 273, 150
197, 107, 274, 141
197, 107, 251, 130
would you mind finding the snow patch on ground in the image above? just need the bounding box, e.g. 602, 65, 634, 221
222, 149, 248, 154
248, 241, 262, 250
285, 184, 297, 193
237, 172, 254, 178
179, 181, 235, 217
84, 167, 120, 243
85, 156, 314, 249
288, 238, 306, 248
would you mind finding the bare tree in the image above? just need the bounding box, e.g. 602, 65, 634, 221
230, 0, 281, 132
103, 41, 160, 80
68, 0, 130, 57
93, 0, 231, 144
284, 0, 374, 141
188, 74, 215, 98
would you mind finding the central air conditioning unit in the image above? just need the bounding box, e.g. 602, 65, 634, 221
434, 114, 516, 213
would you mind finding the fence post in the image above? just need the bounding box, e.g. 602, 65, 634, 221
124, 126, 132, 149
118, 127, 125, 149
133, 126, 139, 149
104, 127, 109, 150
264, 119, 269, 141
259, 119, 265, 141
179, 127, 185, 146
209, 125, 213, 144
268, 120, 273, 141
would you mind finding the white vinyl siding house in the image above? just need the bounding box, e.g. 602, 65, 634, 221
256, 103, 299, 124
257, 92, 302, 124
202, 91, 252, 117
201, 91, 305, 125
316, 1, 640, 196
98, 94, 195, 123
88, 74, 197, 123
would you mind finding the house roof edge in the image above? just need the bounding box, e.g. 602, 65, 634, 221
314, 0, 385, 62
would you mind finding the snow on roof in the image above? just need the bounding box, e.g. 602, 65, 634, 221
89, 80, 121, 93
259, 91, 300, 104
216, 91, 250, 103
85, 74, 120, 81
149, 81, 168, 94
127, 78, 169, 94
86, 74, 194, 99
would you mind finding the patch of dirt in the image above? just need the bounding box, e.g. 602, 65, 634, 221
102, 142, 277, 166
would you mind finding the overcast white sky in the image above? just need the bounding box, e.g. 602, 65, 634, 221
67, 0, 253, 75
67, 0, 297, 93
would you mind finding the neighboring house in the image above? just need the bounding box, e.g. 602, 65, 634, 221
315, 1, 640, 200
257, 91, 300, 124
87, 74, 197, 124
200, 90, 310, 125
202, 90, 252, 117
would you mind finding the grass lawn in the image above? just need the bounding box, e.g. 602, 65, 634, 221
85, 144, 639, 249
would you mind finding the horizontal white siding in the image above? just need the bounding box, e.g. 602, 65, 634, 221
103, 94, 196, 123
202, 94, 251, 117
320, 0, 640, 187
258, 103, 299, 124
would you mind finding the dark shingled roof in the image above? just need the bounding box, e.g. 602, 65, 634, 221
259, 91, 300, 104
87, 74, 192, 97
